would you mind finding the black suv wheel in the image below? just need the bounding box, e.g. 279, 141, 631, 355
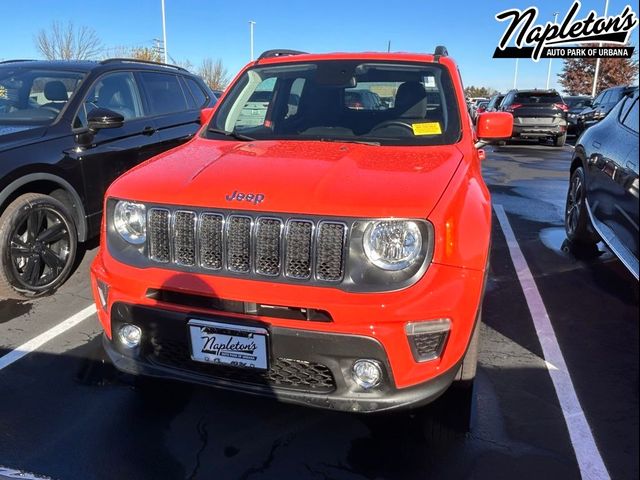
0, 193, 77, 298
565, 167, 599, 246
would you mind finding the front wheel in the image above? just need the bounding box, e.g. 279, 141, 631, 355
565, 167, 600, 246
0, 193, 78, 298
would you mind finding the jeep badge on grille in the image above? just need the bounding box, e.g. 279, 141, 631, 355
225, 191, 265, 205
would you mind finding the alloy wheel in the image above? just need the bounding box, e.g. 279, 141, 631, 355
9, 206, 72, 290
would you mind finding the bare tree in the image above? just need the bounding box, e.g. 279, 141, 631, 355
558, 43, 639, 95
199, 58, 230, 91
35, 21, 103, 60
128, 46, 163, 62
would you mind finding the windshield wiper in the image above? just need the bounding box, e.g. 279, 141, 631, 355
317, 138, 381, 146
207, 128, 255, 141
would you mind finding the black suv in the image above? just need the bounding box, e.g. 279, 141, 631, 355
0, 59, 215, 297
499, 89, 568, 146
565, 87, 638, 279
576, 85, 632, 135
564, 95, 592, 135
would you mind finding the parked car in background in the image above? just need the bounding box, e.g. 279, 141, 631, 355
565, 87, 638, 279
472, 100, 489, 123
576, 86, 632, 135
211, 89, 224, 99
236, 89, 274, 128
0, 58, 215, 297
499, 89, 568, 146
90, 47, 513, 415
486, 93, 505, 112
345, 89, 386, 110
564, 95, 592, 135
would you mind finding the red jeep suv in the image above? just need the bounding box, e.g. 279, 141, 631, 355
90, 47, 511, 412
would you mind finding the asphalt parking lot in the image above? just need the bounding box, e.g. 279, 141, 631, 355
0, 141, 637, 480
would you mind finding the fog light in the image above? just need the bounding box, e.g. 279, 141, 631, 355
96, 280, 109, 311
118, 324, 142, 348
352, 359, 382, 389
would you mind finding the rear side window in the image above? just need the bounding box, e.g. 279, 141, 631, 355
184, 77, 208, 108
622, 99, 638, 133
139, 72, 188, 115
608, 89, 624, 105
599, 91, 612, 105
514, 92, 562, 104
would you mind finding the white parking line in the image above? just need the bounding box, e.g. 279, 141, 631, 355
493, 204, 610, 480
0, 304, 96, 371
0, 466, 52, 480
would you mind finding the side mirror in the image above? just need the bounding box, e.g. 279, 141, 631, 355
87, 108, 124, 131
476, 112, 513, 144
584, 100, 593, 107
200, 107, 215, 125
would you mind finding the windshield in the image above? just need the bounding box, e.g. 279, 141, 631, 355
0, 67, 85, 125
208, 61, 461, 146
565, 97, 590, 109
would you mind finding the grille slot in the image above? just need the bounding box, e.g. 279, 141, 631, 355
173, 211, 196, 266
227, 216, 252, 272
146, 207, 347, 284
148, 208, 170, 262
255, 218, 282, 276
316, 222, 346, 281
285, 220, 313, 279
199, 213, 223, 270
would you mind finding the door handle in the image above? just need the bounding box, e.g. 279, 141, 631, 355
592, 141, 601, 149
142, 126, 156, 136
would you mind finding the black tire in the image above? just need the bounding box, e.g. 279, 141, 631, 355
554, 132, 567, 147
565, 167, 600, 246
0, 193, 77, 298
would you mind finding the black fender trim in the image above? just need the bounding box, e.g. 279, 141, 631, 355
0, 173, 88, 241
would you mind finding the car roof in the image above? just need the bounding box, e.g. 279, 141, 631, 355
0, 58, 191, 74
0, 59, 98, 72
513, 89, 560, 94
254, 51, 443, 66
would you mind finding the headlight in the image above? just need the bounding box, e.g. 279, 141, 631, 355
363, 220, 422, 270
113, 201, 146, 244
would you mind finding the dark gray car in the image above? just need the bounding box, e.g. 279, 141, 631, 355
500, 89, 568, 146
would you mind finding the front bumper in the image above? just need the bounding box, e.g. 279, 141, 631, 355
91, 243, 485, 412
103, 302, 462, 413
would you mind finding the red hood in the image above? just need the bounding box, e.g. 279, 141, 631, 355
109, 138, 463, 218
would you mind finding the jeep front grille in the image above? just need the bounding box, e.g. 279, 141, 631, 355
147, 207, 347, 283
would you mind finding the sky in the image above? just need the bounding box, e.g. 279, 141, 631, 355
1, 0, 638, 93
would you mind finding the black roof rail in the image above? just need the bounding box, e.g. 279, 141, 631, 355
434, 45, 448, 57
99, 58, 188, 72
0, 59, 37, 64
256, 49, 308, 62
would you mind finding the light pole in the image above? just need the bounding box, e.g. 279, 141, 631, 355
592, 0, 610, 97
249, 21, 256, 61
161, 0, 168, 64
513, 58, 519, 89
546, 12, 560, 89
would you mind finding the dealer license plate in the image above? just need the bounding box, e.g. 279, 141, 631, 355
188, 319, 269, 370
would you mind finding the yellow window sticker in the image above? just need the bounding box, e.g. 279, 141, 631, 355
412, 122, 442, 135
